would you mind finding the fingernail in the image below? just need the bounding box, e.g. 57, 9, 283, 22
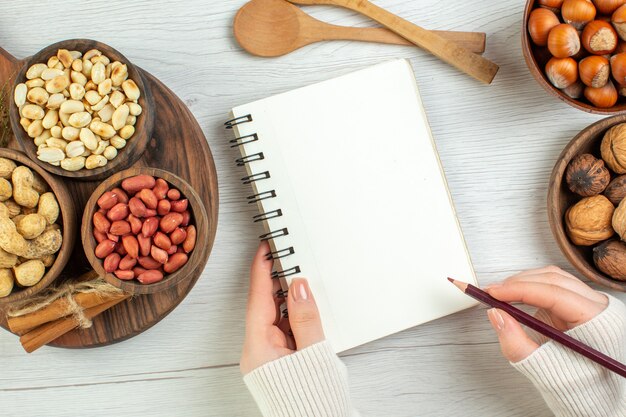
488, 308, 505, 332
291, 279, 309, 302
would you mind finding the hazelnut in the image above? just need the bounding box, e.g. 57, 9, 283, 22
604, 175, 626, 205
593, 240, 626, 281
601, 123, 626, 173
565, 195, 615, 245
565, 153, 610, 196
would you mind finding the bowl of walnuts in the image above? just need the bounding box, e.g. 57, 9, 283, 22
548, 114, 626, 291
523, 0, 626, 113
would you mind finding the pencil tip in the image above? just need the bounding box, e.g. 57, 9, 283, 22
447, 277, 454, 283
447, 277, 468, 292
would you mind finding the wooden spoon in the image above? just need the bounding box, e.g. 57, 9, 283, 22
234, 0, 486, 57
288, 0, 499, 84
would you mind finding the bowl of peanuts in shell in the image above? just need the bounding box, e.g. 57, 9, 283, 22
81, 167, 208, 295
0, 148, 76, 305
9, 39, 155, 181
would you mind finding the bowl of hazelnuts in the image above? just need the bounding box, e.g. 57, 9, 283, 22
523, 0, 626, 113
548, 114, 626, 291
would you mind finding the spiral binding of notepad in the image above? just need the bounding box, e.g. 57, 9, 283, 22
225, 115, 302, 285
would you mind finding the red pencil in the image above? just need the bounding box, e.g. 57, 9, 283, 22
448, 277, 626, 379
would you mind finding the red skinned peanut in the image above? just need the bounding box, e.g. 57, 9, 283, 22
144, 208, 157, 217
111, 187, 129, 204
97, 191, 118, 210
107, 203, 129, 221
133, 266, 147, 276
128, 214, 142, 234
129, 197, 147, 217
136, 189, 158, 209
121, 175, 156, 194
94, 229, 108, 243
170, 227, 187, 245
167, 189, 180, 200
137, 234, 151, 257
164, 253, 188, 273
181, 210, 191, 227
93, 212, 111, 234
114, 270, 135, 280
104, 253, 121, 272
170, 199, 188, 213
142, 217, 159, 237
167, 245, 178, 255
160, 212, 183, 233
151, 245, 169, 264
183, 225, 196, 253
110, 220, 131, 236
119, 255, 138, 270
107, 233, 120, 243
153, 179, 169, 199
122, 235, 139, 259
157, 199, 171, 216
154, 232, 172, 250
137, 270, 164, 284
95, 240, 117, 258
116, 243, 127, 256
138, 256, 162, 269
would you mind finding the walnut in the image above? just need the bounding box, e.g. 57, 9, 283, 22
612, 197, 626, 240
601, 123, 626, 174
565, 195, 615, 245
604, 175, 626, 205
593, 240, 626, 281
565, 154, 610, 196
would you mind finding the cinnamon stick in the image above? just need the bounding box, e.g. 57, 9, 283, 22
19, 294, 130, 353
8, 291, 123, 335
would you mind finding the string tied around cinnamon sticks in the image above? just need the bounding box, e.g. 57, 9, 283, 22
7, 276, 124, 331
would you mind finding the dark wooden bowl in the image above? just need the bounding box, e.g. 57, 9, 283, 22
81, 167, 208, 295
548, 115, 626, 292
522, 0, 626, 115
0, 148, 77, 305
9, 39, 155, 181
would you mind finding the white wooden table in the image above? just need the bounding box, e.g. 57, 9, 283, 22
1, 1, 625, 416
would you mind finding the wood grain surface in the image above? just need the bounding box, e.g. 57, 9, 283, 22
1, 1, 626, 417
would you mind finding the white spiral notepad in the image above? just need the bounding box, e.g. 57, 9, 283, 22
227, 59, 478, 353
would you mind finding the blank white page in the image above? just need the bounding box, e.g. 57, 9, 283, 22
232, 59, 478, 353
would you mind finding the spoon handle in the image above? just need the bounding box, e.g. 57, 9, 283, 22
319, 25, 486, 54
290, 0, 499, 84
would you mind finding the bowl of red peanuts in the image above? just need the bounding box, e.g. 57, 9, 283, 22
81, 167, 208, 294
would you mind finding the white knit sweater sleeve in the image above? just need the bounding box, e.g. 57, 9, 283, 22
512, 293, 626, 417
244, 341, 360, 417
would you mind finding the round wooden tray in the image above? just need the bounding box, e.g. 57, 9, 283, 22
0, 45, 218, 348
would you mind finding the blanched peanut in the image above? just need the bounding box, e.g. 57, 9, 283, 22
19, 118, 31, 131
27, 120, 44, 138
22, 104, 44, 120
71, 70, 87, 85
98, 104, 114, 123
85, 154, 107, 169
126, 115, 136, 126
14, 83, 27, 106
127, 102, 142, 116
69, 83, 85, 100
91, 95, 109, 112
98, 78, 112, 96
61, 156, 86, 171
25, 78, 44, 88
84, 49, 101, 60
27, 87, 49, 106
90, 120, 116, 138
46, 93, 65, 109
103, 146, 117, 160
93, 140, 108, 155
59, 111, 70, 126
69, 111, 92, 128
26, 63, 47, 80
112, 104, 129, 130
72, 59, 83, 72
110, 136, 126, 149
119, 125, 135, 140
121, 80, 140, 100
47, 56, 59, 68
57, 49, 73, 68
111, 64, 128, 86
34, 130, 52, 146
42, 109, 59, 129
62, 126, 80, 141
65, 141, 85, 158
50, 125, 62, 138
41, 68, 64, 81
91, 62, 105, 84
37, 147, 65, 163
60, 99, 84, 114
109, 90, 125, 108
46, 138, 68, 151
80, 128, 98, 150
45, 76, 69, 94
